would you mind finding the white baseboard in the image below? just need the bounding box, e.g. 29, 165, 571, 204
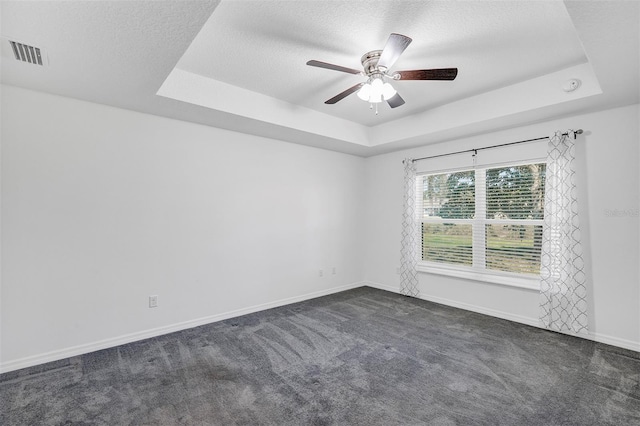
365, 281, 400, 294
363, 281, 640, 353
364, 281, 538, 327
0, 281, 366, 374
585, 331, 640, 352
4, 280, 636, 374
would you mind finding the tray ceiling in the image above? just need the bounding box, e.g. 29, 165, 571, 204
2, 1, 638, 156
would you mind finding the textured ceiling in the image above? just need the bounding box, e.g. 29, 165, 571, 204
1, 1, 638, 156
178, 1, 587, 126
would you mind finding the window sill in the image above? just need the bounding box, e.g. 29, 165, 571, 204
416, 263, 540, 291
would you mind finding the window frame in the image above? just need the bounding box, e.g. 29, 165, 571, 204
416, 159, 546, 290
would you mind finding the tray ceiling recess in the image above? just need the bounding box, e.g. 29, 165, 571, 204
158, 1, 606, 154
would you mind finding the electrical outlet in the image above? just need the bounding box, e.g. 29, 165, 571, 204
396, 267, 401, 274
318, 269, 323, 277
332, 267, 336, 275
149, 295, 158, 308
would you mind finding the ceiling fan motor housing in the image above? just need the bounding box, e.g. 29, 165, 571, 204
361, 50, 384, 74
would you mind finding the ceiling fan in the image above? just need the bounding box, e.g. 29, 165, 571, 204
306, 33, 458, 112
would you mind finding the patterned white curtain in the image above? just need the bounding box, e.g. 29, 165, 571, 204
400, 159, 419, 297
539, 130, 588, 334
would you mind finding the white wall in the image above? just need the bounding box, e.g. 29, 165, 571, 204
363, 104, 640, 351
2, 84, 638, 373
0, 85, 365, 371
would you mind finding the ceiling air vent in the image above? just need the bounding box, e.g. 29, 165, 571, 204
1, 37, 48, 66
9, 40, 43, 65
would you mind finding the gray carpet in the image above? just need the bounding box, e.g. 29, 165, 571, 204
1, 286, 639, 425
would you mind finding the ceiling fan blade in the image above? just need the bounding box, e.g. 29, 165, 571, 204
386, 93, 405, 108
325, 83, 365, 104
377, 33, 412, 70
307, 60, 362, 75
396, 68, 458, 80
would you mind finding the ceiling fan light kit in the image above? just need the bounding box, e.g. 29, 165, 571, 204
306, 33, 458, 114
356, 75, 397, 103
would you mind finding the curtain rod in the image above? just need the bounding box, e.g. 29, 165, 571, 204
410, 129, 583, 163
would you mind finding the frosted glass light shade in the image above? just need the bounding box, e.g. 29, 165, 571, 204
357, 77, 395, 104
357, 83, 371, 101
369, 78, 384, 103
382, 82, 397, 100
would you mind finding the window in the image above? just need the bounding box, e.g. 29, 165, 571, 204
417, 162, 546, 286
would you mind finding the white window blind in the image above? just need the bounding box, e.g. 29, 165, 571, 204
418, 162, 546, 278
